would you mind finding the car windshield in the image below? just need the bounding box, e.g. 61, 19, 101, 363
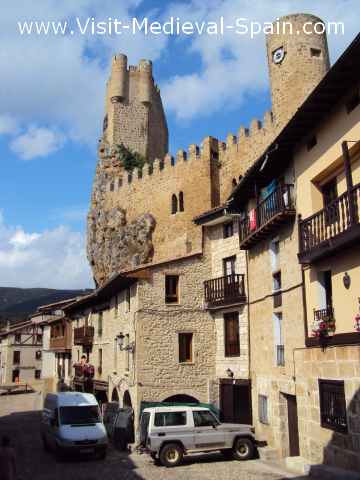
59, 406, 100, 425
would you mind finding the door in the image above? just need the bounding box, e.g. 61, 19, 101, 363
192, 410, 225, 450
287, 395, 300, 456
220, 380, 252, 424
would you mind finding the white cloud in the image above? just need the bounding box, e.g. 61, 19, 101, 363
0, 0, 168, 152
0, 212, 93, 289
10, 126, 65, 160
0, 115, 18, 135
161, 0, 360, 120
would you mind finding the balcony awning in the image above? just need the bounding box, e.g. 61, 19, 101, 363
193, 204, 236, 226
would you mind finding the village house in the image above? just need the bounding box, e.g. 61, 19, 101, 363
227, 33, 360, 472
0, 320, 43, 385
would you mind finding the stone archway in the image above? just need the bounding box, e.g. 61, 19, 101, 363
123, 390, 132, 408
163, 394, 199, 403
111, 388, 119, 402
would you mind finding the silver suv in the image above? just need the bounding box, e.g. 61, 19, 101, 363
139, 406, 256, 467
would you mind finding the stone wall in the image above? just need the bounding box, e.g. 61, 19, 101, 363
294, 346, 360, 472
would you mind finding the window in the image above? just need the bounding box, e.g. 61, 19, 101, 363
273, 313, 284, 366
322, 178, 339, 224
171, 194, 178, 214
193, 410, 219, 427
36, 334, 42, 343
98, 312, 103, 336
310, 47, 322, 58
179, 192, 184, 212
322, 270, 333, 308
35, 350, 42, 360
273, 271, 282, 308
12, 369, 19, 382
319, 380, 347, 433
13, 351, 20, 364
179, 333, 193, 363
259, 395, 269, 424
224, 312, 240, 357
110, 182, 114, 192
126, 288, 131, 312
15, 334, 21, 343
346, 91, 360, 113
165, 275, 179, 304
307, 136, 317, 151
154, 411, 187, 427
270, 238, 280, 272
35, 370, 41, 379
223, 222, 234, 239
223, 256, 236, 276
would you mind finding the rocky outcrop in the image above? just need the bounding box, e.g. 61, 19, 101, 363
87, 139, 156, 286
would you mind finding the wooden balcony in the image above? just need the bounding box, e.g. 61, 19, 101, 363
239, 184, 295, 249
73, 326, 94, 346
204, 274, 246, 309
50, 335, 71, 351
298, 183, 360, 264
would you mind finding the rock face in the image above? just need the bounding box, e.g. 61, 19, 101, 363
87, 139, 156, 286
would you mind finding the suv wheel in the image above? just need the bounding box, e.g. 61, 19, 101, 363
159, 443, 183, 468
232, 438, 255, 461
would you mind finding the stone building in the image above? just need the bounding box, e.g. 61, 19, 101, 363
65, 11, 360, 474
0, 320, 43, 384
228, 32, 360, 473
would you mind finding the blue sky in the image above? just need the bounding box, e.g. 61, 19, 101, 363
0, 0, 359, 289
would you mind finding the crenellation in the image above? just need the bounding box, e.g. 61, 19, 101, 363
176, 150, 187, 162
226, 134, 237, 147
263, 110, 274, 130
250, 118, 262, 134
188, 144, 200, 160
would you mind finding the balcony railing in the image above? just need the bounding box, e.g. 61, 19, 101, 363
204, 274, 246, 308
299, 183, 360, 263
74, 326, 94, 346
239, 184, 295, 248
50, 335, 71, 351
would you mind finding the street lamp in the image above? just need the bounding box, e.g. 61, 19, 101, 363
116, 332, 135, 353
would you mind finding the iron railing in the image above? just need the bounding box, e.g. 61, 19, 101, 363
299, 183, 360, 255
319, 380, 348, 433
239, 184, 295, 245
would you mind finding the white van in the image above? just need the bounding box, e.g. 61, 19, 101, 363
41, 392, 108, 459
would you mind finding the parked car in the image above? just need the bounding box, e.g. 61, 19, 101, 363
139, 406, 256, 467
41, 392, 108, 459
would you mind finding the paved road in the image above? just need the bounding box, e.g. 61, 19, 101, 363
0, 411, 307, 480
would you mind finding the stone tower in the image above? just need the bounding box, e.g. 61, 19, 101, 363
104, 54, 168, 161
266, 14, 330, 127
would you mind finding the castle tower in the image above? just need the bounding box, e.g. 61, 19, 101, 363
266, 14, 330, 127
103, 54, 168, 161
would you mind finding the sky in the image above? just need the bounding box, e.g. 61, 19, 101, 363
0, 0, 359, 289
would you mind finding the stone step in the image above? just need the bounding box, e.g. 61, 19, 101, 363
257, 446, 279, 462
285, 456, 311, 475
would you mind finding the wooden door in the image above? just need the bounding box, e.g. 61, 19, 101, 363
287, 395, 300, 456
220, 380, 252, 424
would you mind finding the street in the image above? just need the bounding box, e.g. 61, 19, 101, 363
0, 410, 307, 480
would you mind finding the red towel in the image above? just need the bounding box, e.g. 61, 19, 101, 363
249, 209, 257, 231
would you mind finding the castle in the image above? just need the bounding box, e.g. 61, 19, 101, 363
87, 13, 330, 286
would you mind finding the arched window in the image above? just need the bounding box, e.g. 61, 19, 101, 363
179, 192, 184, 212
171, 194, 178, 214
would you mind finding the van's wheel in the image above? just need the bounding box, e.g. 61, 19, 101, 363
232, 438, 255, 461
159, 443, 183, 467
